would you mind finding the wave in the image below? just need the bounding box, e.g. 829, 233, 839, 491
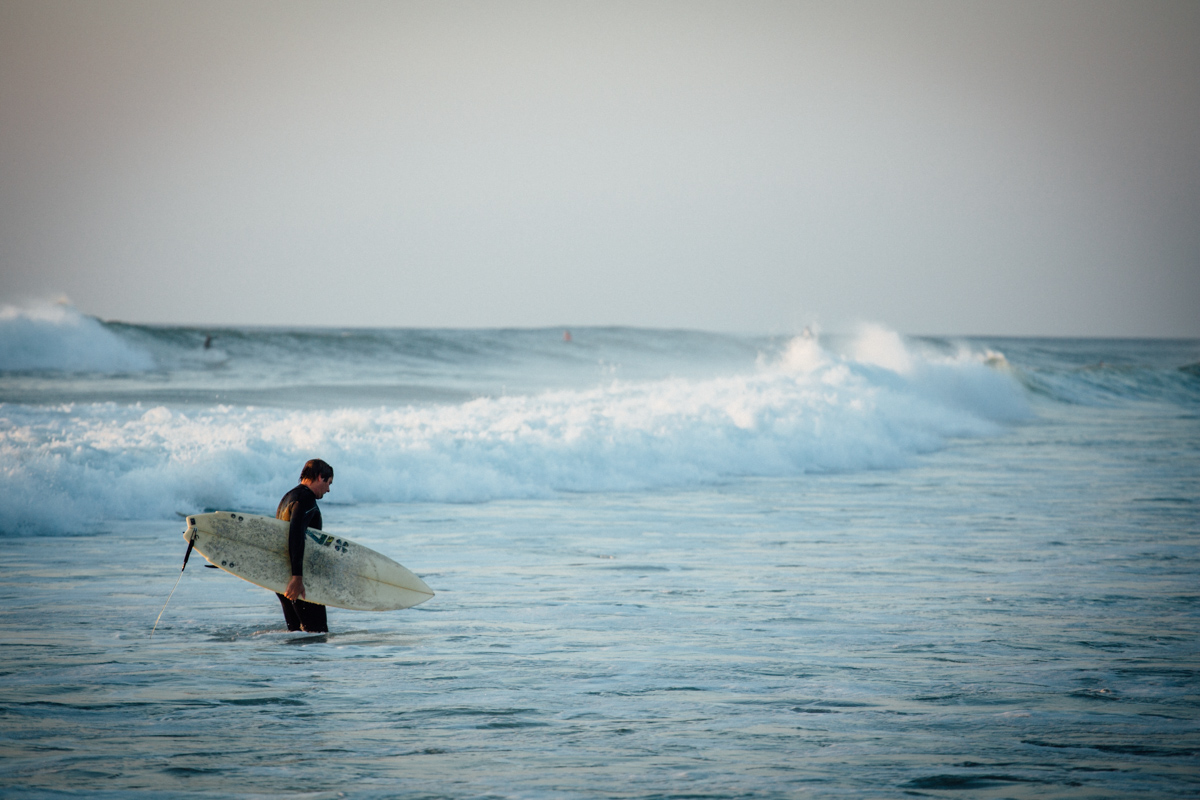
4, 302, 1195, 410
1, 326, 1030, 533
1020, 364, 1200, 407
5, 308, 1194, 533
999, 339, 1200, 408
0, 302, 156, 373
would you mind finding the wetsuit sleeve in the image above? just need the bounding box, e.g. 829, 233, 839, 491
288, 501, 318, 577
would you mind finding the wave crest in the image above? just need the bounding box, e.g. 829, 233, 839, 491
0, 302, 155, 373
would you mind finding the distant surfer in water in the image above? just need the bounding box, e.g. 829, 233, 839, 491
276, 459, 334, 632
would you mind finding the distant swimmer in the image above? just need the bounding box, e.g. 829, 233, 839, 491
203, 335, 212, 349
276, 459, 334, 632
563, 330, 572, 342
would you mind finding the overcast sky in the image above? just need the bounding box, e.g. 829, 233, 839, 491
2, 0, 1197, 335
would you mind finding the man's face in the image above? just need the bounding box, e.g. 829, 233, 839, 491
308, 475, 332, 498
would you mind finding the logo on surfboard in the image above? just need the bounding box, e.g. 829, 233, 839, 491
306, 530, 351, 554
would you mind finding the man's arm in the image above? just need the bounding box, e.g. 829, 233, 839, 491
284, 502, 317, 601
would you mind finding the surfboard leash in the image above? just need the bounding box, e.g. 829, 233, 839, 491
151, 531, 197, 637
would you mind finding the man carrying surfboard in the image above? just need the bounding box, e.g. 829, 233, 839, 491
276, 459, 334, 632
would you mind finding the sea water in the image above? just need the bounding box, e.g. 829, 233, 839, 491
1, 303, 1198, 798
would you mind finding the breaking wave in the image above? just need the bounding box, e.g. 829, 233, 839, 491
0, 302, 156, 373
1, 323, 1031, 533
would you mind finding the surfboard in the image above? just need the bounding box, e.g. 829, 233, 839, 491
183, 511, 433, 611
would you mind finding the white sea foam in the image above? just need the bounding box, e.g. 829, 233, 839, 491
0, 302, 155, 372
0, 329, 1031, 533
850, 323, 913, 373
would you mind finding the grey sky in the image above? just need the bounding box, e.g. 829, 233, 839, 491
2, 0, 1198, 335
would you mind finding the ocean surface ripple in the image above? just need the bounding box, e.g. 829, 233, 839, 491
2, 305, 1198, 798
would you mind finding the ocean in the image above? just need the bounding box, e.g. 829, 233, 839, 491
2, 302, 1198, 798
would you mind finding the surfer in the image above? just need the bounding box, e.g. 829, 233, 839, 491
275, 459, 334, 632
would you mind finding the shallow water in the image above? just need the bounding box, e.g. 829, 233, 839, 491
4, 409, 1199, 798
2, 318, 1198, 797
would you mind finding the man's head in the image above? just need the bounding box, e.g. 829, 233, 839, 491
300, 459, 334, 498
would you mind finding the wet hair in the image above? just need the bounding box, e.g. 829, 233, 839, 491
300, 459, 334, 483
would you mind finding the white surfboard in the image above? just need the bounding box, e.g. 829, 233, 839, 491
183, 511, 434, 611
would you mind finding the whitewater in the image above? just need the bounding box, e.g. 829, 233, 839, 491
2, 303, 1198, 798
0, 306, 1030, 533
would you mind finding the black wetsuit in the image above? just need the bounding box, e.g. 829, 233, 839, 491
275, 484, 329, 632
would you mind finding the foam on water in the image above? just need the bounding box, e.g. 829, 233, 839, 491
1, 324, 1029, 533
5, 306, 1196, 535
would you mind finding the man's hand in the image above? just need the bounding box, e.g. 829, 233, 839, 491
284, 575, 306, 602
